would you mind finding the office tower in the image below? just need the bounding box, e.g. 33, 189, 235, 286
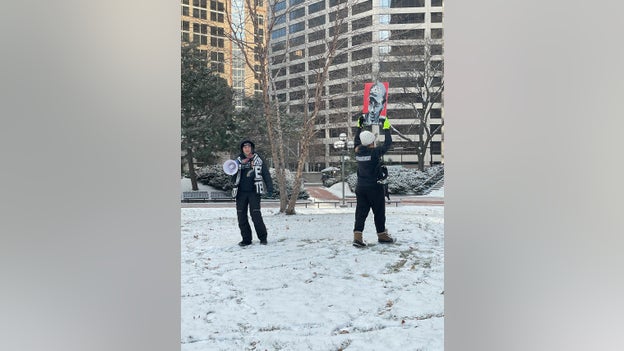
181, 0, 266, 109
269, 0, 444, 168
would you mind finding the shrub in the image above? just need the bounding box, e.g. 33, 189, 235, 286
346, 165, 444, 195
196, 165, 309, 199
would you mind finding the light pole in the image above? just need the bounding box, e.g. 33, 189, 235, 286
333, 132, 354, 207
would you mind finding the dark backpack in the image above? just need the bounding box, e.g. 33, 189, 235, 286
375, 158, 390, 200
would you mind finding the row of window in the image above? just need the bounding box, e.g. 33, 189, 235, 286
272, 28, 442, 54
181, 0, 225, 10
271, 12, 442, 40
273, 0, 442, 14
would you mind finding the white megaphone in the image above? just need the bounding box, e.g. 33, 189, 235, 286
222, 159, 239, 175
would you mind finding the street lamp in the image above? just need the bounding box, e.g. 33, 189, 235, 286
333, 132, 354, 207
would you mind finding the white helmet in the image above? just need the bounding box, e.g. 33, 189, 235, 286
360, 131, 376, 146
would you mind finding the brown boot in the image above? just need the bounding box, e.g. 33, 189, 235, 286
377, 230, 395, 243
353, 231, 366, 247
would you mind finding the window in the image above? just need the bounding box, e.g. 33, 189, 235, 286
210, 52, 225, 73
271, 27, 287, 39
351, 63, 372, 76
329, 0, 347, 6
289, 90, 304, 100
272, 40, 286, 51
379, 45, 390, 55
289, 77, 305, 88
431, 28, 443, 39
182, 0, 189, 4
431, 44, 443, 55
289, 22, 305, 33
182, 21, 189, 31
210, 1, 224, 11
332, 52, 348, 65
308, 14, 325, 28
352, 32, 372, 46
391, 0, 425, 7
329, 23, 348, 37
289, 35, 305, 47
308, 0, 325, 14
210, 12, 224, 22
430, 141, 441, 154
431, 12, 443, 23
380, 0, 390, 8
431, 0, 443, 6
379, 30, 390, 41
193, 8, 207, 19
329, 8, 348, 22
391, 29, 424, 40
352, 0, 372, 15
430, 109, 442, 118
290, 50, 305, 61
290, 63, 306, 74
329, 68, 348, 79
352, 47, 372, 61
274, 14, 286, 25
379, 14, 390, 24
308, 57, 324, 70
210, 26, 224, 48
329, 97, 348, 108
182, 32, 190, 42
308, 29, 325, 42
390, 13, 424, 24
275, 1, 286, 12
275, 80, 287, 90
430, 124, 442, 135
290, 8, 305, 20
289, 0, 304, 6
352, 16, 372, 30
329, 83, 348, 94
309, 43, 326, 56
182, 6, 189, 16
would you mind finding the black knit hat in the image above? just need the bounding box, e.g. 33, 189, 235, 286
240, 139, 255, 152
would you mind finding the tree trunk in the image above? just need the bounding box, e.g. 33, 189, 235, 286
186, 147, 198, 191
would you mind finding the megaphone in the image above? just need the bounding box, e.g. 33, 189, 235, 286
222, 159, 239, 175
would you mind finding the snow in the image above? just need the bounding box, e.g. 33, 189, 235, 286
427, 187, 444, 197
327, 182, 355, 198
181, 205, 444, 350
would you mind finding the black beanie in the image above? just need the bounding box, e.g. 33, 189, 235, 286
240, 139, 255, 153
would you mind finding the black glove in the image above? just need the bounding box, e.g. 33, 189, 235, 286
357, 114, 365, 128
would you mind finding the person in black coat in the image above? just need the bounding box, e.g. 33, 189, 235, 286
352, 116, 395, 247
230, 139, 273, 246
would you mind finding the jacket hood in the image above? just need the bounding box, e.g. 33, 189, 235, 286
240, 139, 255, 153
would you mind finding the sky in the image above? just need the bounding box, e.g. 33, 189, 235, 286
181, 184, 444, 350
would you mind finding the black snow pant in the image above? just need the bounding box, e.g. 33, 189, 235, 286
353, 184, 386, 234
236, 191, 268, 243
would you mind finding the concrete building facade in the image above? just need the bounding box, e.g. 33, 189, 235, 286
268, 0, 444, 169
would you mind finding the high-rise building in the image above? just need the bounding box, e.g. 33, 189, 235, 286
181, 0, 265, 109
268, 0, 444, 168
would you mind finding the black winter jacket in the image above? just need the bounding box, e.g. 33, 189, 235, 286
354, 128, 392, 187
232, 152, 273, 193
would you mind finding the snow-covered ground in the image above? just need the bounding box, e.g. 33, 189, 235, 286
181, 204, 444, 350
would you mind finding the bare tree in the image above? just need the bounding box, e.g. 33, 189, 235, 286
226, 0, 354, 214
379, 35, 444, 170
